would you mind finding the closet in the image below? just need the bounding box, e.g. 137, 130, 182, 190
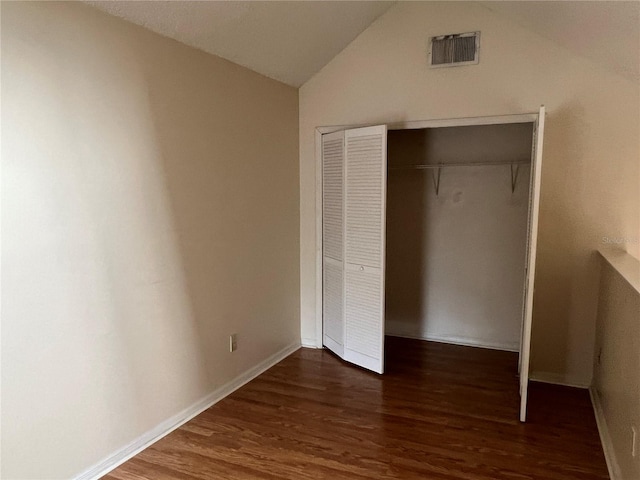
385, 123, 533, 353
320, 108, 545, 421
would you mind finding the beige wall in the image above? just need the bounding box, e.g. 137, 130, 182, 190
1, 2, 299, 478
386, 125, 532, 351
300, 2, 640, 385
593, 252, 640, 479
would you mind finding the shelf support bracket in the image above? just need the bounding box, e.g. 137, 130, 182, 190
432, 165, 442, 196
510, 163, 520, 193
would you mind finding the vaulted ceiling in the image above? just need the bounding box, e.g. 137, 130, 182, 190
88, 1, 639, 87
87, 1, 395, 87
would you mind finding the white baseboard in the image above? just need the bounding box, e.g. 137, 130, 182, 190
75, 341, 301, 480
301, 337, 320, 348
385, 332, 519, 352
529, 371, 590, 389
590, 387, 621, 480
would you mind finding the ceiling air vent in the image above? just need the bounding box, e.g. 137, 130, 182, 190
429, 32, 479, 68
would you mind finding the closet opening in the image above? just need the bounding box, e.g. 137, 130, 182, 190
385, 123, 533, 355
318, 110, 545, 421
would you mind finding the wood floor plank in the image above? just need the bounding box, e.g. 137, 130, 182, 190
104, 337, 609, 479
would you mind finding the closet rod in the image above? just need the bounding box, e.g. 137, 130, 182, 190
389, 160, 531, 170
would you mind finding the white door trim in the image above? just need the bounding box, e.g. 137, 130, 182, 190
519, 105, 546, 422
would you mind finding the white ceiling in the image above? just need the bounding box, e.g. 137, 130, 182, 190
87, 1, 395, 87
88, 1, 639, 87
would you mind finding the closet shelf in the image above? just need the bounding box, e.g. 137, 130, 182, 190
388, 160, 531, 196
388, 160, 531, 170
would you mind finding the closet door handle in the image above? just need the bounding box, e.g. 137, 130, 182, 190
360, 266, 365, 271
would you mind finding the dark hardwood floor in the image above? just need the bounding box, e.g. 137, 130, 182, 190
104, 337, 608, 479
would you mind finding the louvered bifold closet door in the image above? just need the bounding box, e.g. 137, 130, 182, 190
344, 125, 387, 374
322, 131, 345, 357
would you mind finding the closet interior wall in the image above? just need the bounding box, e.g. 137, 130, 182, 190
385, 123, 534, 351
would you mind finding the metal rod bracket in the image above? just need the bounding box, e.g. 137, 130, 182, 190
510, 163, 520, 193
431, 165, 442, 196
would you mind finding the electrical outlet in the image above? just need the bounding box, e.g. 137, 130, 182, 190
632, 426, 638, 458
229, 334, 238, 353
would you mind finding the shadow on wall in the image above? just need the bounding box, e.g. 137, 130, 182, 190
137, 38, 299, 387
385, 129, 430, 338
51, 8, 215, 443
2, 4, 211, 477
2, 3, 298, 479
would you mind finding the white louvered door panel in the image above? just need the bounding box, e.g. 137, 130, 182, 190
344, 125, 387, 374
323, 133, 344, 262
322, 131, 345, 356
323, 258, 343, 353
345, 264, 383, 370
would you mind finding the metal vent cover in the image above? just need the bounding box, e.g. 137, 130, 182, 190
429, 32, 479, 68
